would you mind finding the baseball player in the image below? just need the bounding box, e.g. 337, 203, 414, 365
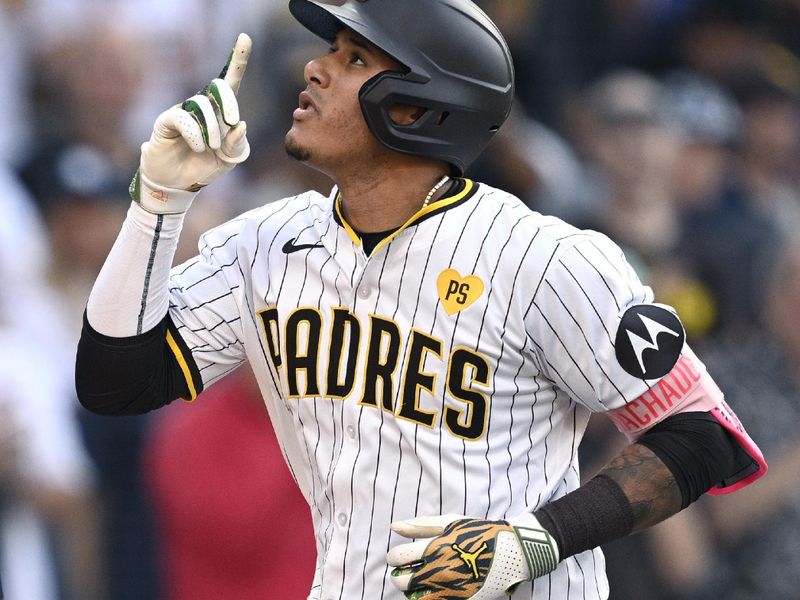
76, 1, 767, 599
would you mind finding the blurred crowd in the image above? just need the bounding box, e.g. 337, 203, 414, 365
1, 0, 798, 598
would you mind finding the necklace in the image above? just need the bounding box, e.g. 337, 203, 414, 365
421, 175, 450, 209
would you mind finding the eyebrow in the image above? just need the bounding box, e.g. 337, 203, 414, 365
344, 33, 375, 54
337, 29, 406, 72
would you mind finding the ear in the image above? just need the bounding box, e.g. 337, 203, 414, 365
389, 103, 425, 126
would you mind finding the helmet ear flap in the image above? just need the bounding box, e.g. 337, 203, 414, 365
360, 71, 497, 175
360, 71, 465, 173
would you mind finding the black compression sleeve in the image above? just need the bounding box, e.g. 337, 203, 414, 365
534, 475, 634, 560
637, 411, 750, 508
75, 311, 203, 415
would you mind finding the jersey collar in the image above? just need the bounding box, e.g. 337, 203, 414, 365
333, 178, 478, 255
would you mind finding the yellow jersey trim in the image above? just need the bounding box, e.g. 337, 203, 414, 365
166, 329, 198, 401
334, 193, 362, 246
334, 179, 476, 255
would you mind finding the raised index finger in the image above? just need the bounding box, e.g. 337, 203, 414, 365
219, 33, 252, 96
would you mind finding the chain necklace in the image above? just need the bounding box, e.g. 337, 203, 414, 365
421, 175, 450, 209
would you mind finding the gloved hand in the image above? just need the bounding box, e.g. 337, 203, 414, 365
130, 33, 252, 214
387, 513, 559, 599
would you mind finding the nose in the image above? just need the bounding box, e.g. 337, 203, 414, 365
304, 55, 330, 88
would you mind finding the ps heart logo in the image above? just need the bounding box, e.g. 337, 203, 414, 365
437, 269, 484, 315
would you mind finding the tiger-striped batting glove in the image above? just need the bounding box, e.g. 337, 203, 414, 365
387, 513, 559, 599
130, 33, 252, 215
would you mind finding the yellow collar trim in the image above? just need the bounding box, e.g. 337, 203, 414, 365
335, 179, 475, 255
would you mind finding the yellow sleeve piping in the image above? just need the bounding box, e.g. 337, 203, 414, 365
166, 329, 198, 401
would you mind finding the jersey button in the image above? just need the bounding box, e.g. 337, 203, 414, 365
346, 425, 356, 439
337, 513, 348, 526
357, 286, 370, 299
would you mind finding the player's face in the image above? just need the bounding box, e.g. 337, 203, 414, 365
285, 29, 405, 175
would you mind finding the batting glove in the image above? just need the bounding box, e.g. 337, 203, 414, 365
130, 33, 252, 215
387, 513, 559, 599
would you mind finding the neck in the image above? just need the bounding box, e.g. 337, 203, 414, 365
335, 162, 450, 233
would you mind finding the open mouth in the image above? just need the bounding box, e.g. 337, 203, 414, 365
299, 91, 315, 111
293, 90, 318, 122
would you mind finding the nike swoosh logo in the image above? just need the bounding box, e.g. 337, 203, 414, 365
282, 238, 324, 254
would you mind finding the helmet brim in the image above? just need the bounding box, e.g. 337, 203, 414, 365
289, 0, 413, 74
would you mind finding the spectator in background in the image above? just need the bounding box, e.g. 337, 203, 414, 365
566, 69, 681, 265
0, 160, 70, 359
21, 23, 142, 196
478, 0, 698, 130
560, 68, 717, 342
691, 237, 800, 599
144, 368, 316, 600
766, 0, 800, 59
733, 76, 800, 236
564, 67, 783, 338
467, 103, 587, 223
0, 327, 103, 600
664, 70, 781, 336
18, 22, 145, 326
0, 1, 32, 166
0, 163, 49, 292
18, 145, 157, 599
0, 163, 103, 599
677, 0, 776, 92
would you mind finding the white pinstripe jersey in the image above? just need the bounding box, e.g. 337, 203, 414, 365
167, 178, 678, 600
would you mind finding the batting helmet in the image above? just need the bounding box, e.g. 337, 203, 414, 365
288, 0, 515, 175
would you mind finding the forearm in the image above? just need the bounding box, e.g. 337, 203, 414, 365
535, 411, 746, 559
86, 202, 185, 337
597, 442, 682, 531
532, 443, 679, 562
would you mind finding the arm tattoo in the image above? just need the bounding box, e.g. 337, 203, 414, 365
598, 443, 683, 531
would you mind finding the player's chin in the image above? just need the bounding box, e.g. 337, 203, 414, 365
284, 132, 311, 163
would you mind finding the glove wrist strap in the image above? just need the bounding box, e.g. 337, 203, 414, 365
509, 513, 560, 579
130, 169, 199, 215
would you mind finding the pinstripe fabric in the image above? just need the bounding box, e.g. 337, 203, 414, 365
166, 180, 672, 600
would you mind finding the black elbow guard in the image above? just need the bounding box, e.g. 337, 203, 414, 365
637, 411, 754, 509
75, 312, 202, 415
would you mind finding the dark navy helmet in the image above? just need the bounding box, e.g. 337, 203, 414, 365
289, 0, 515, 175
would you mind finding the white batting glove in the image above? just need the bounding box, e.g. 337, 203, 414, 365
387, 513, 559, 599
130, 33, 253, 215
